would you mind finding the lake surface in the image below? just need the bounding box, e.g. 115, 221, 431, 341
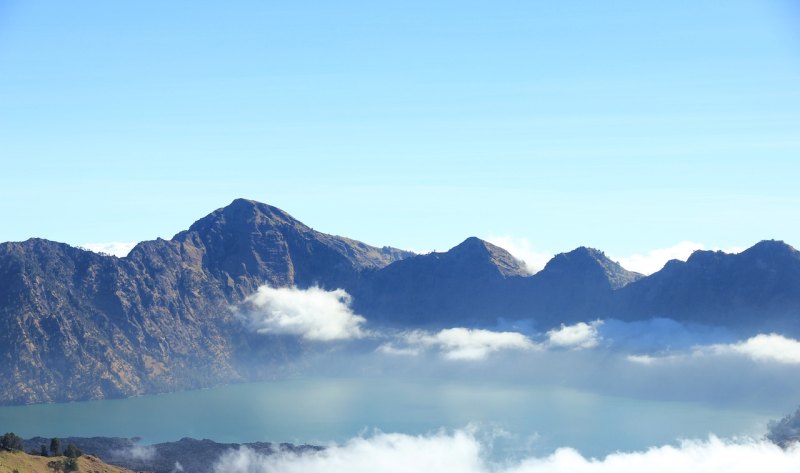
0, 376, 778, 458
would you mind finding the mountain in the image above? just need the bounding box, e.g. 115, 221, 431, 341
354, 242, 643, 328
1, 198, 799, 405
0, 199, 412, 405
614, 240, 800, 331
352, 237, 529, 326
509, 247, 644, 326
174, 198, 411, 296
539, 247, 643, 291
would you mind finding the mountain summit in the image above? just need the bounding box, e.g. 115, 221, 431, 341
538, 247, 642, 290
352, 237, 528, 325
163, 198, 411, 295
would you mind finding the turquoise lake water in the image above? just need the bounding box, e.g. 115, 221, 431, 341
0, 376, 779, 457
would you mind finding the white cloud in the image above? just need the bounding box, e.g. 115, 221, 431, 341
80, 241, 138, 257
546, 321, 603, 350
613, 242, 745, 275
241, 286, 366, 341
213, 430, 800, 473
612, 241, 704, 275
380, 328, 537, 360
485, 236, 553, 274
114, 444, 156, 462
626, 354, 683, 365
627, 333, 800, 365
708, 334, 800, 364
626, 354, 658, 365
375, 344, 423, 357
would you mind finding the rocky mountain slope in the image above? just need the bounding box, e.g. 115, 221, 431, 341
1, 198, 798, 405
0, 199, 411, 405
614, 239, 800, 331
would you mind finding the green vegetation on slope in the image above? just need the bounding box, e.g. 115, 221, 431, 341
0, 451, 136, 473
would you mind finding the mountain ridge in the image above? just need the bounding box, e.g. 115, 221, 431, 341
1, 199, 798, 405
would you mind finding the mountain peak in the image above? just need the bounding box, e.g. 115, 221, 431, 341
682, 240, 799, 268
745, 239, 797, 256
447, 237, 529, 277
543, 246, 607, 270
185, 198, 299, 235
542, 246, 642, 289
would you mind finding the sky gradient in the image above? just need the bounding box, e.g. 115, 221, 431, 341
1, 1, 799, 260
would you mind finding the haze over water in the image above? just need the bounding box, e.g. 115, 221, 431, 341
0, 375, 778, 459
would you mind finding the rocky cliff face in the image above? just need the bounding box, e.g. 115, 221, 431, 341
0, 199, 411, 405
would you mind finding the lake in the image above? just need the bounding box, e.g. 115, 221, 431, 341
0, 376, 779, 458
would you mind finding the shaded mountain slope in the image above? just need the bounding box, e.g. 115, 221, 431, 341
614, 240, 800, 330
508, 247, 643, 326
352, 237, 529, 326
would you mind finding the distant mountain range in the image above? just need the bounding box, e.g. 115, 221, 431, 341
2, 198, 799, 405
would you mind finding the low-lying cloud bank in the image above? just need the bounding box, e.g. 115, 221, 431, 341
236, 285, 800, 374
213, 430, 800, 473
241, 286, 366, 341
237, 285, 800, 372
378, 321, 606, 360
379, 328, 536, 360
628, 333, 800, 366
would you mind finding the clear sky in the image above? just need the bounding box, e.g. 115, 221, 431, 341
1, 1, 799, 264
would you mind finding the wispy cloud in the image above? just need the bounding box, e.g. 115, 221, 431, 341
628, 333, 800, 365
80, 241, 138, 257
612, 242, 745, 275
379, 328, 537, 360
113, 444, 156, 462
213, 429, 800, 473
241, 286, 366, 341
546, 321, 603, 349
484, 236, 553, 274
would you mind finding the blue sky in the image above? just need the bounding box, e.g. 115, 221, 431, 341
1, 0, 799, 263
